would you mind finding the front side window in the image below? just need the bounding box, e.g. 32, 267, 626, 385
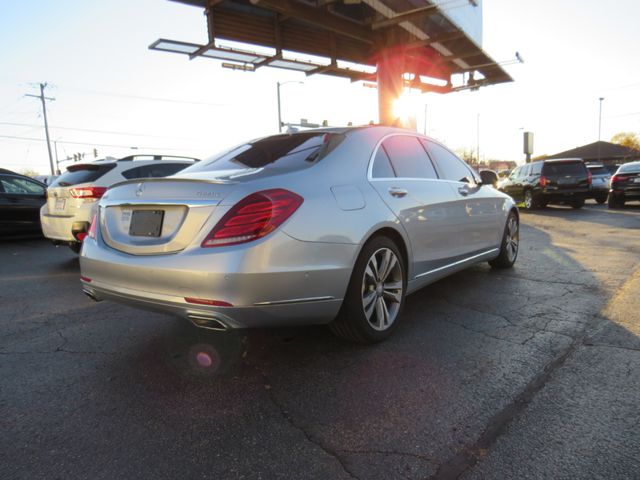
0, 176, 45, 195
425, 140, 476, 184
380, 136, 438, 179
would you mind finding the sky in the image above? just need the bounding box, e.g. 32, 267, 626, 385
1, 0, 640, 175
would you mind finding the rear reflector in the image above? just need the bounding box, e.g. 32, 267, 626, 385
201, 188, 303, 248
69, 186, 107, 199
80, 275, 92, 283
184, 297, 233, 307
87, 214, 97, 239
75, 232, 87, 242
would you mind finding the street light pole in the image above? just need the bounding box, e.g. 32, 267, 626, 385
598, 97, 604, 141
598, 97, 604, 163
277, 81, 303, 133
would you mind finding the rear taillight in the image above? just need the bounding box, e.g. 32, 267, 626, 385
69, 186, 107, 200
87, 214, 97, 239
201, 189, 303, 248
540, 175, 548, 187
587, 169, 592, 185
611, 174, 627, 185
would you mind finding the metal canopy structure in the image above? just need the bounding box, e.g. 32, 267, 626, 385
151, 0, 514, 125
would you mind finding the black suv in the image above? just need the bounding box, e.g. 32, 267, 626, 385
499, 158, 591, 210
608, 161, 640, 208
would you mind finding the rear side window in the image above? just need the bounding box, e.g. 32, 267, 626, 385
424, 140, 476, 183
531, 162, 543, 175
51, 164, 116, 187
371, 146, 396, 178
380, 136, 438, 179
121, 163, 191, 180
184, 132, 344, 174
542, 161, 586, 176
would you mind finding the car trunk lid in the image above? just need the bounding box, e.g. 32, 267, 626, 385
98, 177, 237, 255
542, 160, 589, 190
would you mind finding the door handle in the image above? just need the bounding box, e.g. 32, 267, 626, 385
388, 187, 408, 198
458, 187, 469, 196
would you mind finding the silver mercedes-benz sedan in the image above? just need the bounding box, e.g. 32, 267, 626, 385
80, 126, 519, 343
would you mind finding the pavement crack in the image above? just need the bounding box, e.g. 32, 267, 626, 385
428, 313, 605, 480
582, 342, 640, 354
262, 379, 360, 480
337, 449, 439, 465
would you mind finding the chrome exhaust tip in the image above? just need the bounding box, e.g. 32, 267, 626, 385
83, 289, 102, 302
187, 314, 228, 331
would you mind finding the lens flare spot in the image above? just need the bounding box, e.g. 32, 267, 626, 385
196, 351, 213, 368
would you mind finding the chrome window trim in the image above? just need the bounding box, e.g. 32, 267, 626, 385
414, 248, 500, 279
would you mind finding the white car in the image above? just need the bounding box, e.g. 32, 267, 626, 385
41, 155, 198, 253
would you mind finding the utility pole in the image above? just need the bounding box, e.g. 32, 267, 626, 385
26, 83, 55, 175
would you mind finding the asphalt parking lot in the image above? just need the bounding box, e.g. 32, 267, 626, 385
2, 202, 639, 480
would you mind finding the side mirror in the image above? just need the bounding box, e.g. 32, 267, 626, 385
479, 170, 498, 187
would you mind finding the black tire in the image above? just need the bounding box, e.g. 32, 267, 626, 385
489, 211, 519, 269
570, 198, 585, 209
523, 190, 537, 210
608, 195, 624, 209
68, 242, 82, 254
329, 236, 406, 343
595, 194, 607, 204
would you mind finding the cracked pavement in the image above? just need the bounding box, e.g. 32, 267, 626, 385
1, 202, 639, 479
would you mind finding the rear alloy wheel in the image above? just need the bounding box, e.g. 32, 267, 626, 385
570, 198, 585, 209
330, 236, 406, 343
523, 190, 536, 210
489, 212, 519, 269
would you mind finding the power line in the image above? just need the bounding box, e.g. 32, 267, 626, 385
0, 133, 200, 152
56, 85, 231, 107
0, 121, 202, 141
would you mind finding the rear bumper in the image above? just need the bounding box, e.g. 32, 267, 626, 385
79, 230, 357, 329
81, 279, 343, 329
539, 188, 589, 201
41, 204, 94, 242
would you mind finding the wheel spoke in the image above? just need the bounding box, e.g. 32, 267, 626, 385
363, 291, 376, 320
382, 289, 401, 304
383, 280, 402, 291
377, 250, 391, 282
365, 263, 377, 284
374, 297, 386, 329
380, 254, 397, 282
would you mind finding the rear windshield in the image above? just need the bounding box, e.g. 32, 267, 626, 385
617, 163, 640, 174
51, 164, 116, 187
542, 161, 586, 176
587, 166, 608, 175
182, 132, 344, 174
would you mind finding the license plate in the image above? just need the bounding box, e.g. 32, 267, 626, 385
129, 210, 164, 237
54, 198, 66, 211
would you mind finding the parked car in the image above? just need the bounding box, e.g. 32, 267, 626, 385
80, 127, 519, 343
608, 161, 640, 208
586, 164, 611, 204
0, 168, 47, 237
41, 155, 198, 253
499, 158, 591, 210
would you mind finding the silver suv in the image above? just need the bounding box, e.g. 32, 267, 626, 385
41, 155, 198, 252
